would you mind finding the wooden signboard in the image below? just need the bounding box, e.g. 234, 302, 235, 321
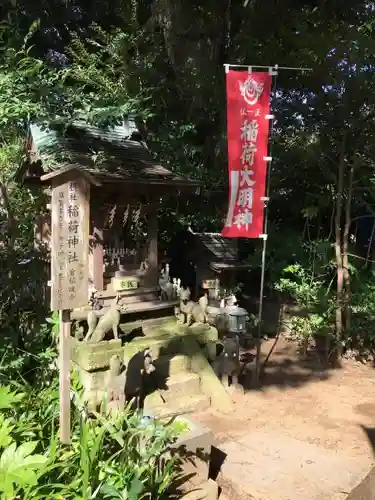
112, 276, 139, 292
51, 177, 90, 311
202, 279, 218, 289
42, 166, 98, 444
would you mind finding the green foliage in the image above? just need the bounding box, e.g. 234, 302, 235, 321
0, 440, 48, 498
0, 381, 184, 499
0, 135, 52, 384
66, 25, 152, 125
45, 312, 60, 343
350, 271, 375, 355
273, 240, 335, 347
275, 263, 326, 310
288, 314, 327, 346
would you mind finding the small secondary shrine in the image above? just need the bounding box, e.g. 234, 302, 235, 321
16, 119, 201, 319
168, 228, 251, 301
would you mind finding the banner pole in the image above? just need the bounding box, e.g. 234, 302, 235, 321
254, 66, 279, 384
224, 63, 311, 72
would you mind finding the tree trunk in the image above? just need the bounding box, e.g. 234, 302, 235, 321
333, 133, 346, 364
342, 154, 355, 339
0, 181, 15, 247
365, 220, 375, 266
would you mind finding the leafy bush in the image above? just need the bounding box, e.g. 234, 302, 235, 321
0, 379, 185, 499
274, 260, 334, 351
350, 270, 375, 357
0, 138, 51, 384
275, 263, 324, 309
0, 310, 56, 386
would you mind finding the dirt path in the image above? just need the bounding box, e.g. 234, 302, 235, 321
194, 337, 375, 500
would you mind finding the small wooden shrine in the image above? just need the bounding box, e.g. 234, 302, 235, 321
16, 119, 201, 319
168, 228, 251, 301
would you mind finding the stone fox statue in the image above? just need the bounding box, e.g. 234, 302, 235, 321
102, 354, 126, 415
215, 339, 243, 394
125, 348, 156, 409
85, 294, 122, 343
102, 349, 156, 415
178, 287, 208, 326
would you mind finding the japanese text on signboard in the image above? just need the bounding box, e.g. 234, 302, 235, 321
51, 178, 89, 311
222, 71, 272, 238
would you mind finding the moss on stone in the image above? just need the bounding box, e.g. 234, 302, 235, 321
72, 339, 123, 371
181, 336, 234, 413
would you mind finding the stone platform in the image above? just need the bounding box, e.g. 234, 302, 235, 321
71, 298, 178, 321
219, 430, 370, 500
171, 417, 218, 499
71, 316, 234, 416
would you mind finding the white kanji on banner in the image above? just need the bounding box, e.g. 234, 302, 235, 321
233, 208, 253, 229
240, 166, 255, 187
237, 187, 253, 209
240, 119, 259, 142
241, 143, 257, 166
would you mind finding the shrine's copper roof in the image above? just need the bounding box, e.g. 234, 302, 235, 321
15, 121, 201, 188
193, 231, 239, 262
186, 229, 251, 271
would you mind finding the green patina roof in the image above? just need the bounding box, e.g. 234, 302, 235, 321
184, 229, 251, 271
16, 120, 201, 188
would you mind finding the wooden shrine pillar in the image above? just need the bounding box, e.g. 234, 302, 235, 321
90, 207, 104, 291
147, 200, 158, 286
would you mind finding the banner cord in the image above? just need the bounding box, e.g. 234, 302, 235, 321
254, 69, 279, 384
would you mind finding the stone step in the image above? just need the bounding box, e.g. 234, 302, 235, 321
72, 299, 178, 321
98, 285, 157, 299
179, 479, 219, 500
158, 372, 201, 403
99, 287, 159, 306
118, 292, 160, 305
154, 354, 191, 377
143, 393, 210, 418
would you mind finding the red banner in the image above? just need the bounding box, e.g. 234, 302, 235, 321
222, 70, 272, 238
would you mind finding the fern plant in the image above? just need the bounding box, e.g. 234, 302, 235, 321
0, 380, 184, 499
275, 263, 334, 350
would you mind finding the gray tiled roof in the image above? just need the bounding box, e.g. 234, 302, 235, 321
193, 232, 239, 262
19, 120, 201, 187
187, 230, 250, 270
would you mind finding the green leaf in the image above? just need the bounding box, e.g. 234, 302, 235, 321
0, 415, 14, 448
0, 440, 48, 497
101, 483, 121, 498
301, 206, 319, 219
0, 385, 23, 409
128, 477, 144, 499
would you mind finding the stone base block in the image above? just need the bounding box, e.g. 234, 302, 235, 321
182, 337, 234, 413
123, 334, 183, 362
72, 338, 122, 371
171, 417, 213, 489
346, 466, 375, 500
144, 393, 210, 418
183, 323, 219, 344
78, 368, 107, 394
179, 479, 219, 500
